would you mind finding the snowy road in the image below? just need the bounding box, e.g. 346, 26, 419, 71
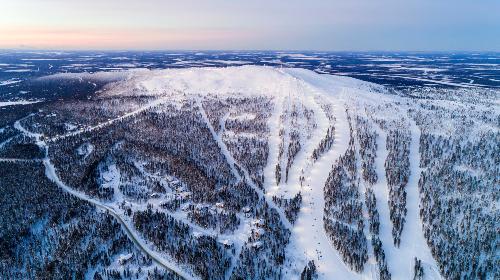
5, 66, 446, 280
42, 156, 197, 280
14, 110, 196, 280
0, 158, 41, 162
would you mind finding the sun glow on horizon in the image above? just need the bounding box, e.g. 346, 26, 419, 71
0, 0, 498, 51
0, 26, 258, 50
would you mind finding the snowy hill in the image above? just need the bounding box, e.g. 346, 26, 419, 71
1, 66, 498, 280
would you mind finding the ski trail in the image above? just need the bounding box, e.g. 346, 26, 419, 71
353, 137, 378, 279
371, 129, 401, 278
281, 68, 361, 279
214, 108, 252, 280
350, 106, 378, 279
269, 73, 335, 199
219, 112, 230, 136
198, 95, 296, 279
280, 90, 326, 198
262, 95, 284, 193
397, 121, 442, 280
196, 96, 293, 230
286, 97, 359, 279
195, 96, 242, 182
374, 124, 441, 280
49, 96, 170, 142
279, 95, 292, 187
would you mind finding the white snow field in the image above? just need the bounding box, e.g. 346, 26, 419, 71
11, 65, 487, 280
0, 99, 42, 107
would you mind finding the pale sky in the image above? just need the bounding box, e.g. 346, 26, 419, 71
0, 0, 499, 51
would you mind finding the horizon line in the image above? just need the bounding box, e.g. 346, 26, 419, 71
1, 48, 499, 54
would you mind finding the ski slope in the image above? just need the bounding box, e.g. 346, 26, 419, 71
7, 66, 449, 280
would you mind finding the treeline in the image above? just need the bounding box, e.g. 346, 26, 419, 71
134, 207, 231, 279
412, 94, 498, 279
323, 119, 367, 272
0, 161, 173, 280
273, 192, 302, 224
355, 116, 390, 279
384, 128, 411, 246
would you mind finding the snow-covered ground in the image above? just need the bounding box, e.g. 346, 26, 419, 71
400, 122, 441, 280
371, 129, 401, 278
11, 106, 200, 280
7, 66, 461, 280
0, 99, 42, 107
284, 93, 357, 279
0, 78, 22, 86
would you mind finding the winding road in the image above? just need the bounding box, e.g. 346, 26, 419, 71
13, 107, 196, 280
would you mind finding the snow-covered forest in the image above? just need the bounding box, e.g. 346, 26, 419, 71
0, 66, 498, 280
